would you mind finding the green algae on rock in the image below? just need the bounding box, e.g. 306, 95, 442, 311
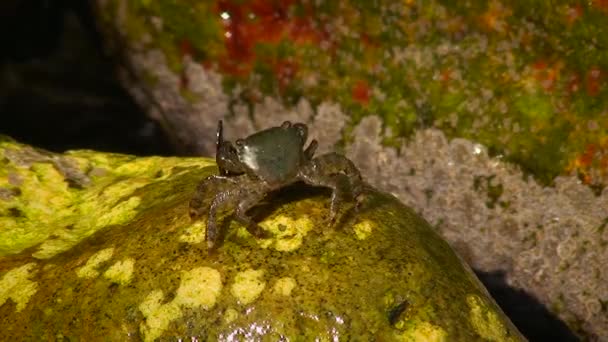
0, 139, 214, 259
0, 139, 524, 341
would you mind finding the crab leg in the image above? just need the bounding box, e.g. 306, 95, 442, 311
189, 175, 234, 220
195, 175, 269, 249
206, 187, 240, 249
298, 152, 364, 223
234, 189, 269, 239
189, 175, 239, 248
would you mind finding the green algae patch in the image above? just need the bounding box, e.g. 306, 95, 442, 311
0, 141, 523, 340
0, 263, 39, 312
76, 247, 115, 278
0, 139, 214, 259
394, 321, 448, 342
467, 294, 519, 342
231, 269, 266, 305
353, 219, 374, 240
273, 277, 296, 297
139, 267, 223, 342
103, 258, 135, 285
256, 214, 314, 252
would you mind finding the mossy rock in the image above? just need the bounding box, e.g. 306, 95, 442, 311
0, 139, 524, 341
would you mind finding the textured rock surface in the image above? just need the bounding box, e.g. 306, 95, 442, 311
93, 0, 608, 186
0, 139, 524, 341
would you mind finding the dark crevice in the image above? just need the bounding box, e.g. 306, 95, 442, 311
475, 269, 580, 342
0, 0, 173, 156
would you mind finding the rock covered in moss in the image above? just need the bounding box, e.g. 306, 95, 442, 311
0, 139, 524, 341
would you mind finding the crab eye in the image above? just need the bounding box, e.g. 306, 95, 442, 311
293, 123, 308, 141
235, 139, 245, 147
281, 121, 292, 129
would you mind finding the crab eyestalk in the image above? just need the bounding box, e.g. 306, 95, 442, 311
215, 120, 245, 176
216, 120, 228, 176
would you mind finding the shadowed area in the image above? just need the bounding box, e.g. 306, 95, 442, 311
476, 270, 580, 342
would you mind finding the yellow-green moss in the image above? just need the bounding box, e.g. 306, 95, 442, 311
34, 196, 141, 260
175, 267, 223, 309
272, 277, 297, 297
467, 294, 518, 342
103, 258, 136, 285
0, 158, 75, 255
231, 269, 266, 305
0, 139, 214, 259
179, 221, 206, 244
0, 263, 39, 312
139, 267, 222, 342
394, 321, 448, 342
353, 220, 375, 240
256, 215, 314, 252
139, 290, 182, 342
76, 248, 115, 278
223, 308, 239, 324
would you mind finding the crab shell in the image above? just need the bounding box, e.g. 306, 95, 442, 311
234, 122, 309, 185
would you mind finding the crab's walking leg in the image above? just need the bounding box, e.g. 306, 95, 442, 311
194, 176, 269, 249
312, 174, 350, 224
189, 175, 233, 220
299, 152, 364, 223
234, 189, 270, 239
207, 189, 242, 249
207, 186, 268, 248
189, 175, 239, 248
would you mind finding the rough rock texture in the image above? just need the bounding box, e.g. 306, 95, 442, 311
90, 1, 608, 339
347, 116, 608, 340
93, 0, 608, 186
0, 138, 524, 341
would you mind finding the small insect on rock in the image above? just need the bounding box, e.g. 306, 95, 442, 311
189, 120, 364, 249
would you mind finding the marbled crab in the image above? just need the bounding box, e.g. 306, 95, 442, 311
189, 120, 364, 248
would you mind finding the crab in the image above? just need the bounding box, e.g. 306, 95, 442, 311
189, 120, 364, 249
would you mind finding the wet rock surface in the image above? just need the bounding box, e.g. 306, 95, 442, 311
0, 140, 524, 341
